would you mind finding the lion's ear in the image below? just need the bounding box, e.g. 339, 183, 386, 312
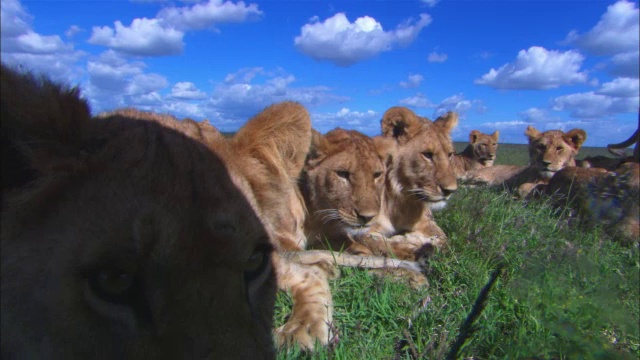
305, 128, 331, 165
491, 130, 500, 142
232, 101, 312, 179
372, 136, 396, 168
564, 129, 587, 150
469, 130, 481, 144
434, 111, 459, 133
1, 64, 92, 191
525, 125, 541, 142
381, 107, 424, 144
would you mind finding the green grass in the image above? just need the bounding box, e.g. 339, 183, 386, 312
275, 186, 639, 359
453, 142, 613, 166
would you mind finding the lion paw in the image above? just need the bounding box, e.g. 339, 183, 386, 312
275, 316, 335, 351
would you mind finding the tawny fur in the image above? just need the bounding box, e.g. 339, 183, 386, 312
301, 128, 387, 254
452, 130, 499, 180
466, 125, 587, 198
367, 107, 459, 259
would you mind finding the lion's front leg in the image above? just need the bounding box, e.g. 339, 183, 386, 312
272, 253, 336, 351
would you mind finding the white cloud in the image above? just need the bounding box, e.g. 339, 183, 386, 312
595, 77, 639, 98
421, 0, 439, 7
565, 0, 639, 56
399, 93, 434, 108
312, 108, 379, 134
206, 68, 349, 130
294, 12, 431, 66
610, 50, 639, 78
552, 91, 638, 119
518, 107, 557, 123
433, 94, 486, 117
170, 82, 208, 99
399, 73, 424, 88
0, 0, 84, 81
427, 51, 447, 63
0, 0, 31, 38
475, 46, 589, 90
65, 25, 84, 38
85, 51, 168, 111
88, 18, 184, 56
157, 0, 262, 31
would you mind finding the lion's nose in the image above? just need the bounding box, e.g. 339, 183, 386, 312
542, 160, 552, 167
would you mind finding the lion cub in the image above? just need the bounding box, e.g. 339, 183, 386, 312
467, 125, 587, 198
366, 107, 459, 259
453, 129, 499, 180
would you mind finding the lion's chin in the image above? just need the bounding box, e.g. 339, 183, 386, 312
428, 200, 448, 211
540, 170, 556, 180
345, 226, 371, 237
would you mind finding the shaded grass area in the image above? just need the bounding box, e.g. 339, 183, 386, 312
275, 187, 639, 359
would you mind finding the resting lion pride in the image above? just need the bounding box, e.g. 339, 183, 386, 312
1, 64, 429, 357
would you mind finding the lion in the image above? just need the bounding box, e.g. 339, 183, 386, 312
363, 107, 459, 259
452, 129, 499, 180
1, 64, 278, 358
466, 125, 587, 198
301, 128, 387, 253
545, 163, 639, 243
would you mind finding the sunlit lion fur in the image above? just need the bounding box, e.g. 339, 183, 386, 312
466, 125, 587, 198
301, 128, 387, 253
1, 64, 278, 359
366, 107, 459, 259
453, 129, 499, 180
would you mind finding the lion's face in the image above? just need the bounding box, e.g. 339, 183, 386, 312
1, 65, 302, 359
470, 130, 499, 166
526, 126, 587, 180
303, 129, 386, 237
382, 108, 459, 211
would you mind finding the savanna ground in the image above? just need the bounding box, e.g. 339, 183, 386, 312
275, 143, 640, 359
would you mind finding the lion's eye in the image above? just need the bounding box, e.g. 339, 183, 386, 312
373, 171, 382, 179
422, 152, 433, 160
244, 243, 273, 283
89, 268, 135, 305
536, 144, 546, 152
556, 146, 563, 152
481, 144, 487, 148
336, 170, 350, 180
448, 152, 454, 158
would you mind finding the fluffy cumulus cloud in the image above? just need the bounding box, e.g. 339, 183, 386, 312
399, 74, 424, 88
610, 50, 639, 78
0, 0, 84, 81
89, 18, 184, 56
399, 93, 434, 108
157, 0, 262, 31
89, 0, 261, 56
552, 91, 638, 119
433, 94, 486, 118
294, 13, 431, 66
312, 108, 379, 134
85, 51, 169, 111
206, 68, 349, 128
475, 46, 589, 90
518, 107, 559, 123
427, 51, 447, 63
565, 0, 639, 56
170, 82, 208, 99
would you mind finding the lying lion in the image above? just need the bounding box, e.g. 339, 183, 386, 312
466, 125, 587, 198
452, 129, 499, 180
364, 107, 459, 259
545, 163, 639, 243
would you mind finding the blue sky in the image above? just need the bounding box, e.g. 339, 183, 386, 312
1, 0, 638, 146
